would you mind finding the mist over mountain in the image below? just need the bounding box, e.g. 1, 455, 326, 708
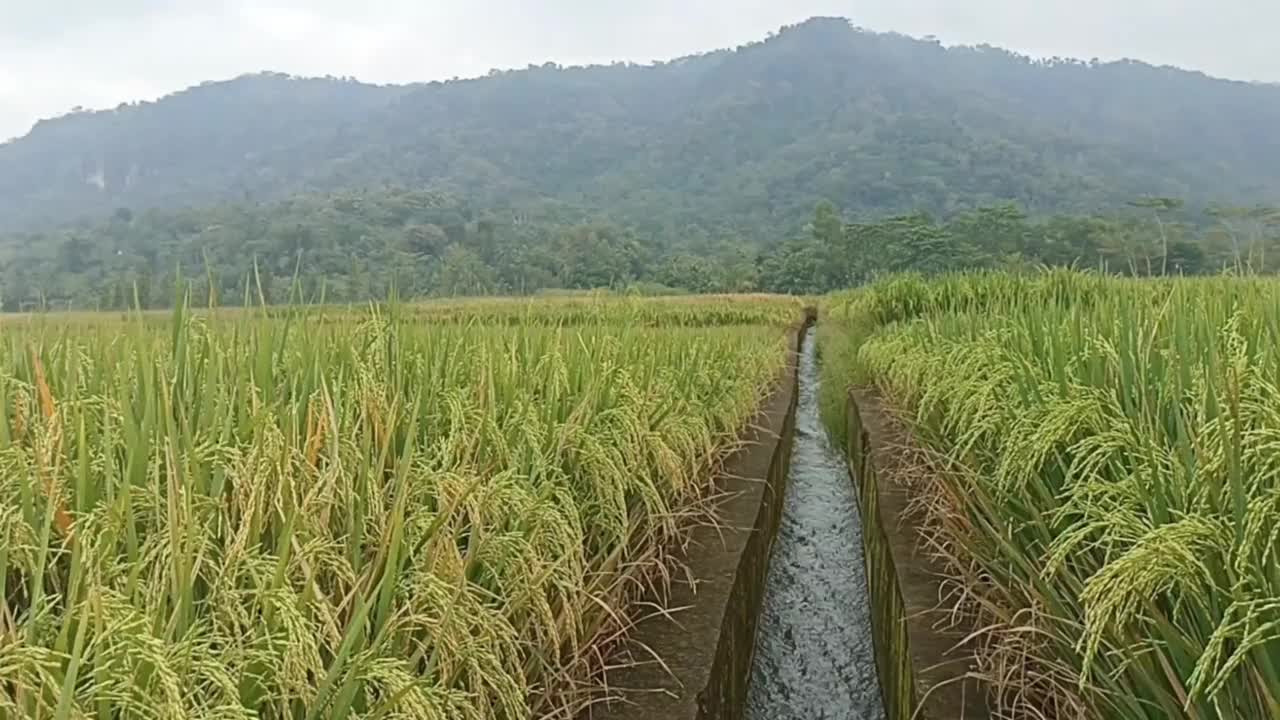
3, 17, 1278, 237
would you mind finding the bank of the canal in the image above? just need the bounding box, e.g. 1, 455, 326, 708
588, 318, 807, 720
745, 336, 884, 720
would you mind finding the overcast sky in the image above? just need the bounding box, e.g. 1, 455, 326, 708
1, 1, 1272, 141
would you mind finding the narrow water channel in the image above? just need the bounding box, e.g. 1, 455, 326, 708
745, 332, 884, 720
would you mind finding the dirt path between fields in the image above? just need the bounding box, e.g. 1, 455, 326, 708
851, 388, 992, 720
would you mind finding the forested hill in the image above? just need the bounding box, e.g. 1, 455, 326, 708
4, 16, 1280, 236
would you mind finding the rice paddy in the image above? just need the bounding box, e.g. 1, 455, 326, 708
822, 270, 1280, 719
0, 292, 799, 719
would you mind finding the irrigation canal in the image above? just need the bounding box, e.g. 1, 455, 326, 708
744, 332, 885, 720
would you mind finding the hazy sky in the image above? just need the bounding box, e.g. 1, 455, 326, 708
1, 1, 1272, 141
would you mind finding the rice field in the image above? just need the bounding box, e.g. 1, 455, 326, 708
0, 293, 799, 719
823, 270, 1280, 719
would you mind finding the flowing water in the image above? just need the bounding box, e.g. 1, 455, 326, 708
745, 333, 884, 720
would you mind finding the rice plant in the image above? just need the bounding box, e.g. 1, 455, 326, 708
0, 292, 794, 719
823, 271, 1280, 719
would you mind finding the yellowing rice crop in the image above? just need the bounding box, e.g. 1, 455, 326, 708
823, 271, 1280, 719
0, 294, 796, 719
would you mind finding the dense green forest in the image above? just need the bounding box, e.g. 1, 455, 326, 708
3, 16, 1280, 307
762, 200, 1280, 294
4, 17, 1280, 237
0, 190, 693, 309
3, 186, 1274, 310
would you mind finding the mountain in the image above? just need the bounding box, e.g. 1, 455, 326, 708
2, 17, 1280, 238
0, 73, 409, 229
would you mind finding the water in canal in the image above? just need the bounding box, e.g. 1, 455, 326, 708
745, 332, 884, 720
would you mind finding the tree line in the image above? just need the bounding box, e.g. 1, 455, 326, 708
1, 187, 1274, 311
0, 189, 751, 310
760, 199, 1280, 294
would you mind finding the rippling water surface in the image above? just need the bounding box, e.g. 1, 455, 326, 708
744, 335, 885, 720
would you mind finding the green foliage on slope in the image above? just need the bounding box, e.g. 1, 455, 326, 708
4, 18, 1280, 238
